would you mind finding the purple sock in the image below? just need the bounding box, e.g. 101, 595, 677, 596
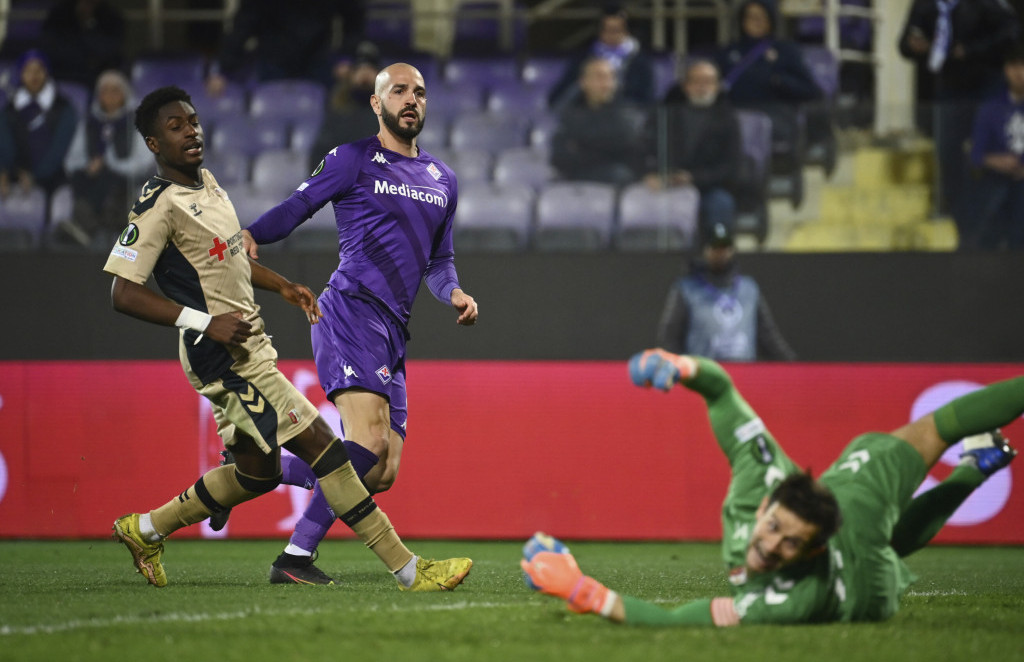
284, 442, 379, 554
343, 440, 380, 485
280, 453, 317, 489
289, 484, 334, 553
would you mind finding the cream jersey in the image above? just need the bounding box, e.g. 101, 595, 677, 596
103, 170, 265, 385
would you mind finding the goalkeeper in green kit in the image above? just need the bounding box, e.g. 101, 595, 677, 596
521, 350, 1020, 626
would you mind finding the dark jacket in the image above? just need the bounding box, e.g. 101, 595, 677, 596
551, 97, 645, 186
654, 88, 742, 193
716, 1, 822, 106
0, 87, 78, 191
548, 45, 656, 109
898, 0, 1019, 100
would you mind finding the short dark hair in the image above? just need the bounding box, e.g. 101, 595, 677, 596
768, 471, 842, 548
134, 86, 193, 139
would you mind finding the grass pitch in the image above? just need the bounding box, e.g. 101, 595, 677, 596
1, 539, 1022, 662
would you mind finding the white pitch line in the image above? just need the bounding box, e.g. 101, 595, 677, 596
0, 601, 512, 637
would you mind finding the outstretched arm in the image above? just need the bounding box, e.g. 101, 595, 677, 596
109, 276, 254, 347
248, 258, 323, 325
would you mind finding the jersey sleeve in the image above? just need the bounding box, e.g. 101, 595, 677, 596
295, 142, 362, 211
732, 571, 839, 624
102, 186, 174, 285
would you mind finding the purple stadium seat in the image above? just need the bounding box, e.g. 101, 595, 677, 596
652, 52, 679, 99
449, 111, 529, 154
426, 80, 487, 116
492, 147, 555, 190
249, 149, 311, 200
521, 57, 565, 89
0, 186, 47, 249
454, 182, 534, 251
228, 189, 283, 233
615, 183, 699, 251
443, 57, 519, 88
365, 1, 415, 54
209, 115, 289, 156
203, 149, 250, 188
249, 80, 325, 127
534, 182, 617, 251
190, 82, 248, 127
452, 2, 527, 55
416, 116, 449, 151
528, 112, 558, 153
486, 79, 548, 117
131, 55, 206, 97
431, 148, 493, 184
57, 81, 89, 117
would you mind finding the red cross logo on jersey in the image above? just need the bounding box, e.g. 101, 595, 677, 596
209, 236, 228, 261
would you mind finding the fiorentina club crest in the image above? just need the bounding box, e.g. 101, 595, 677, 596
426, 162, 441, 180
375, 365, 392, 384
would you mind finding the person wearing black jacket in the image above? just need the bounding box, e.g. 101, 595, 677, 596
647, 59, 743, 237
898, 0, 1020, 217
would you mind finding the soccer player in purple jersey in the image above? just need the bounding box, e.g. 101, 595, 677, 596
231, 63, 479, 584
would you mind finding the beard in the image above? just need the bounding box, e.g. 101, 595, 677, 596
381, 103, 424, 141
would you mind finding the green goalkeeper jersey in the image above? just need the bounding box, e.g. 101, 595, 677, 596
704, 362, 925, 624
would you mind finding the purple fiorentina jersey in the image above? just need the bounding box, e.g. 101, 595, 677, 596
248, 135, 460, 325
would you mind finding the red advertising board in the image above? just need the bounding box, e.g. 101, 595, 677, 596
0, 361, 1021, 543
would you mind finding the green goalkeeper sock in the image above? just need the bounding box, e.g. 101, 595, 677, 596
933, 377, 1024, 444
889, 465, 985, 557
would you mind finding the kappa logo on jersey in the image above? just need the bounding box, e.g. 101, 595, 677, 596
764, 586, 789, 606
375, 365, 392, 384
343, 364, 359, 378
118, 223, 140, 246
371, 151, 390, 165
426, 162, 442, 180
752, 434, 775, 464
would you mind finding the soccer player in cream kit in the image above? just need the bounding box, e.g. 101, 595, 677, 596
241, 63, 479, 582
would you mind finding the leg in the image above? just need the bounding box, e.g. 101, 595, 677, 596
890, 431, 1016, 556
269, 454, 339, 584
889, 375, 1024, 469
334, 388, 393, 492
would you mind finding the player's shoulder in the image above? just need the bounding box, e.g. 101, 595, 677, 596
129, 177, 174, 216
323, 136, 378, 166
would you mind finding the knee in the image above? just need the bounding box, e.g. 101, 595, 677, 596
234, 469, 281, 494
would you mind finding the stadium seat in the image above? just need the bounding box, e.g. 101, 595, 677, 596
203, 149, 250, 189
528, 112, 558, 153
801, 45, 840, 175
614, 183, 699, 251
449, 111, 529, 154
131, 55, 207, 96
442, 56, 519, 88
416, 115, 450, 151
228, 189, 283, 237
454, 182, 534, 251
286, 202, 338, 251
451, 2, 527, 55
486, 78, 549, 118
189, 82, 248, 128
651, 51, 679, 99
431, 148, 493, 184
735, 110, 772, 245
57, 81, 90, 117
209, 115, 289, 156
427, 80, 487, 116
0, 186, 47, 249
492, 147, 555, 190
534, 182, 617, 251
249, 149, 311, 200
521, 56, 565, 89
249, 80, 325, 128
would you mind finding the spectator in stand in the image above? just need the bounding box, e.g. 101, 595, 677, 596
548, 5, 656, 111
656, 222, 796, 362
206, 0, 367, 95
715, 0, 822, 204
39, 0, 126, 89
646, 58, 742, 237
899, 0, 1020, 217
307, 42, 381, 171
962, 41, 1024, 251
551, 56, 644, 186
60, 70, 152, 247
0, 50, 78, 203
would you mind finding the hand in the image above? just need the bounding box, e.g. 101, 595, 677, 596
520, 551, 583, 600
451, 288, 478, 326
907, 31, 930, 55
280, 281, 323, 325
86, 156, 104, 176
203, 311, 253, 347
242, 229, 260, 260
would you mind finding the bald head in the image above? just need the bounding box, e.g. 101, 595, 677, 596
374, 63, 424, 97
